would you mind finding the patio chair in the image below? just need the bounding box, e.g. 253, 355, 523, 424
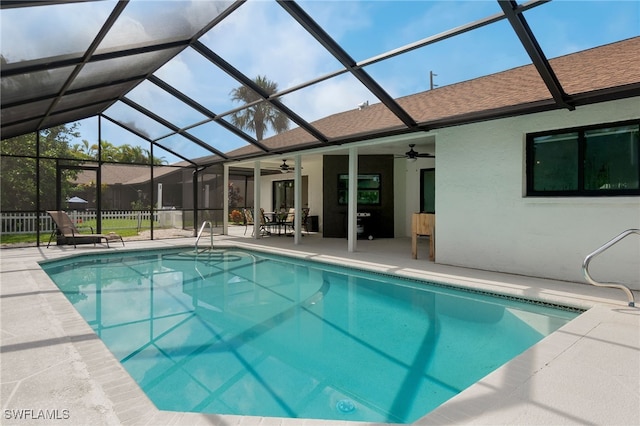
282, 208, 295, 235
301, 207, 310, 233
243, 208, 254, 235
47, 210, 124, 248
259, 208, 278, 236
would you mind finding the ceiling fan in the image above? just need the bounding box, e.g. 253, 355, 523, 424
404, 144, 435, 161
279, 159, 298, 173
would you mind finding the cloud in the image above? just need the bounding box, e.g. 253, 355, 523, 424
1, 2, 112, 63
298, 0, 372, 42
201, 1, 335, 84
284, 74, 373, 123
198, 1, 365, 121
156, 55, 195, 92
184, 0, 235, 32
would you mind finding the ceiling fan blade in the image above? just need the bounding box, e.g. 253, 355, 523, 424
405, 147, 418, 157
403, 144, 434, 159
279, 159, 303, 173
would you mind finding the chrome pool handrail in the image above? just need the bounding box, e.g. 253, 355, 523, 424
582, 229, 639, 307
195, 221, 213, 252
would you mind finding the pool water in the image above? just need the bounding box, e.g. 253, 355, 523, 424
41, 248, 580, 423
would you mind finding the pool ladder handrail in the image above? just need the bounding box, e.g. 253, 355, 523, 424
195, 221, 214, 252
582, 229, 638, 307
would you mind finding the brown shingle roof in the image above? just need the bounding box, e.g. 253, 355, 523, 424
554, 38, 640, 94
401, 65, 549, 123
404, 36, 640, 122
225, 37, 639, 159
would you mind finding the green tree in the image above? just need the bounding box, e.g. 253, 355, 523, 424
71, 139, 98, 160
147, 149, 167, 166
103, 141, 166, 164
70, 139, 166, 165
1, 120, 170, 212
118, 144, 145, 163
1, 124, 83, 210
100, 140, 119, 162
229, 75, 289, 141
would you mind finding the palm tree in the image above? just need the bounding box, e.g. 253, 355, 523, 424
229, 75, 289, 141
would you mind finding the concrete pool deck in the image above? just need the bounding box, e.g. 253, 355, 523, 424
1, 230, 639, 425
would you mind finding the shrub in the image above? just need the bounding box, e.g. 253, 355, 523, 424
229, 209, 243, 224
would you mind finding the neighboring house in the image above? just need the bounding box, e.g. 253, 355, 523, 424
229, 37, 640, 288
74, 163, 260, 213
73, 164, 186, 210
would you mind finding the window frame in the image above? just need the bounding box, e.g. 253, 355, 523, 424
526, 119, 640, 197
420, 168, 436, 213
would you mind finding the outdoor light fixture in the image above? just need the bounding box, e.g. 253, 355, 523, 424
280, 159, 292, 173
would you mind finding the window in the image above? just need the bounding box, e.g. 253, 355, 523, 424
337, 174, 381, 205
527, 121, 639, 196
420, 168, 435, 213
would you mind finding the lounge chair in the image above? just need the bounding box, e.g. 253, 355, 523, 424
47, 210, 124, 248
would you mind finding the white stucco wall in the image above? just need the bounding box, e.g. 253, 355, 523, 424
432, 97, 640, 287
393, 157, 408, 237
259, 154, 324, 232
398, 155, 436, 237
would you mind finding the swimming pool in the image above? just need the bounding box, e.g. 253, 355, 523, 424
41, 248, 580, 423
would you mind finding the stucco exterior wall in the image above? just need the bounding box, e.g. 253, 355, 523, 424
393, 157, 408, 238
432, 97, 640, 287
259, 154, 324, 232
300, 155, 324, 232
399, 155, 436, 237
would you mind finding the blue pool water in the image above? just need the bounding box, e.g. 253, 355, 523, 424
41, 248, 580, 423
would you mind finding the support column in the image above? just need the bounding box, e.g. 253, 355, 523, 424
253, 161, 261, 239
222, 163, 229, 235
223, 164, 229, 235
294, 154, 302, 245
347, 147, 358, 252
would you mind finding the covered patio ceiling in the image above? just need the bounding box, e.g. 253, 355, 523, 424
2, 0, 639, 168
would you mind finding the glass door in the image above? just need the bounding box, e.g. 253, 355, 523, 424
273, 179, 294, 211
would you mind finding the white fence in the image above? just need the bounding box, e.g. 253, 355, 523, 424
1, 211, 164, 234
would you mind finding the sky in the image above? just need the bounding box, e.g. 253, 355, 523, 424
2, 0, 639, 164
